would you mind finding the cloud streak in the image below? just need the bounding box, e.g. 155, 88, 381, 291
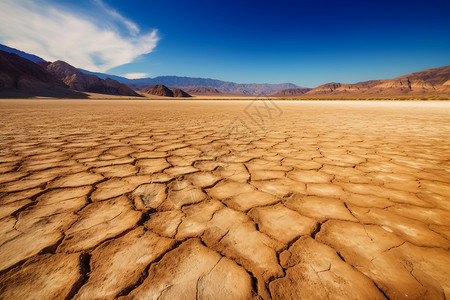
123, 73, 150, 79
0, 0, 158, 72
93, 0, 140, 36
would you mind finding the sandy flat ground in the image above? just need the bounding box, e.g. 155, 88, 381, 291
0, 99, 449, 299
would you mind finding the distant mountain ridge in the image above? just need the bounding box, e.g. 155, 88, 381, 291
183, 86, 222, 95
80, 70, 300, 95
269, 88, 312, 97
0, 44, 45, 63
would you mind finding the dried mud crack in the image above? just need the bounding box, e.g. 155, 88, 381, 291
0, 99, 449, 299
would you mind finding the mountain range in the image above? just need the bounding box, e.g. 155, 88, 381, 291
269, 88, 312, 97
183, 86, 222, 95
81, 70, 299, 95
0, 44, 449, 98
0, 44, 301, 96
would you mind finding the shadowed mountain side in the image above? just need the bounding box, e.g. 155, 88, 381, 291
172, 88, 191, 98
142, 85, 191, 97
303, 66, 450, 97
0, 50, 87, 98
43, 61, 141, 97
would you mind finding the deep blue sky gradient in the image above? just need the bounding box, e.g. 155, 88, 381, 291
58, 0, 450, 87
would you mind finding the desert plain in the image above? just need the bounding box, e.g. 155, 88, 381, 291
0, 99, 449, 299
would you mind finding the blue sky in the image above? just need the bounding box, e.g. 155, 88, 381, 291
0, 0, 449, 87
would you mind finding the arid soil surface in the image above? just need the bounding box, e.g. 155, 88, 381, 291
0, 99, 449, 299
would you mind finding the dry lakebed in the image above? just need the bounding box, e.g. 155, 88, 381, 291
0, 99, 449, 299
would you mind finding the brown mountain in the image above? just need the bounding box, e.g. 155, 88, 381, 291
142, 85, 191, 97
304, 66, 450, 97
0, 50, 87, 98
142, 84, 174, 97
43, 61, 140, 97
184, 86, 222, 95
172, 88, 192, 98
269, 88, 312, 97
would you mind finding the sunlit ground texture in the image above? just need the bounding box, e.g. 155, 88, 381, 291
0, 99, 449, 299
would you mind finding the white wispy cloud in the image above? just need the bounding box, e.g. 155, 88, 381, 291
123, 72, 150, 79
0, 0, 158, 72
92, 0, 139, 36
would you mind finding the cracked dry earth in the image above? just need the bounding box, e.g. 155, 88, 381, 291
0, 99, 449, 300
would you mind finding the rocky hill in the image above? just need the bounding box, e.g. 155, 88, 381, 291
142, 85, 174, 97
42, 61, 140, 97
142, 85, 191, 97
304, 66, 450, 97
0, 50, 87, 98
